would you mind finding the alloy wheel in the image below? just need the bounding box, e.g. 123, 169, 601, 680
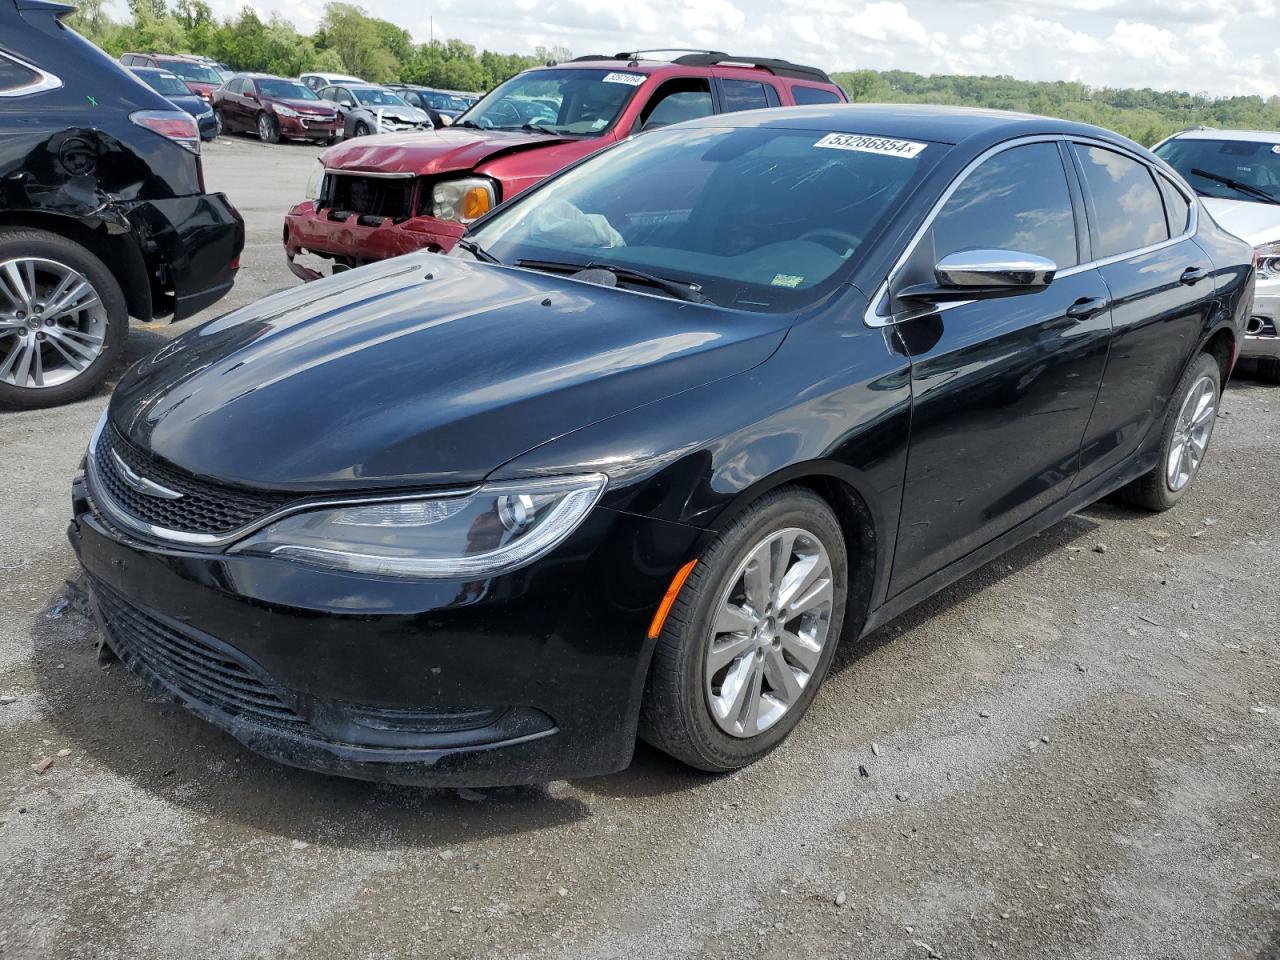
258, 114, 271, 140
1166, 374, 1217, 492
0, 257, 107, 389
704, 527, 835, 738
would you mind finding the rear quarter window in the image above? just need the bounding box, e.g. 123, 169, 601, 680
0, 56, 39, 94
792, 86, 842, 105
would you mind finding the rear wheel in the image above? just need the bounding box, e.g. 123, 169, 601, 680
257, 112, 279, 144
1254, 357, 1280, 384
640, 487, 848, 772
1116, 352, 1221, 511
0, 228, 127, 409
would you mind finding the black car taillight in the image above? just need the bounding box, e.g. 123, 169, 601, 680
129, 110, 200, 154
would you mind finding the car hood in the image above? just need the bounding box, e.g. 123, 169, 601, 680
109, 254, 789, 492
1200, 197, 1280, 247
321, 127, 576, 176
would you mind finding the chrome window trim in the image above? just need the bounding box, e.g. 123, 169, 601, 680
864, 134, 1199, 328
0, 51, 63, 98
83, 413, 480, 549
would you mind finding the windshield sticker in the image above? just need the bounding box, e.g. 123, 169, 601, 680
814, 133, 927, 159
602, 72, 646, 86
771, 274, 804, 288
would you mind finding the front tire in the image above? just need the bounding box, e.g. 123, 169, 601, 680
640, 487, 848, 772
257, 112, 280, 144
1116, 352, 1221, 511
0, 228, 127, 409
353, 121, 371, 138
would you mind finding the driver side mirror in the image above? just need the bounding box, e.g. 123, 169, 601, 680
899, 249, 1057, 303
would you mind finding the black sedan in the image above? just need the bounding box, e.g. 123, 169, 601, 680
129, 67, 219, 140
70, 105, 1254, 786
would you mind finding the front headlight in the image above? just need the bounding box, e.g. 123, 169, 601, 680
432, 177, 496, 224
229, 474, 607, 578
305, 159, 326, 200
275, 105, 299, 118
1256, 240, 1280, 279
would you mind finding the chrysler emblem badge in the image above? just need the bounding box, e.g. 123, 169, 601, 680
111, 450, 183, 500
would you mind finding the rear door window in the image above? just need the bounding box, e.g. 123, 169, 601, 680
0, 55, 39, 95
932, 141, 1079, 268
718, 79, 779, 113
1073, 144, 1169, 258
792, 85, 842, 105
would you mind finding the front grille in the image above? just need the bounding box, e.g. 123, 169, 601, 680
326, 174, 415, 218
92, 579, 305, 729
93, 425, 295, 536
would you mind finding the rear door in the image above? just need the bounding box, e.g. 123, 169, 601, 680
889, 139, 1114, 593
1068, 142, 1216, 488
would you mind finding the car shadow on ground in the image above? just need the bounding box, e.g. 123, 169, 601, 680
27, 506, 1114, 847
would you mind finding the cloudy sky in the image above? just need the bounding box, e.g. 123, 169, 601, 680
170, 0, 1280, 98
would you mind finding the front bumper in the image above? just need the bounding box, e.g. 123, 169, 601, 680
277, 114, 340, 141
122, 192, 244, 321
284, 199, 464, 280
1242, 274, 1280, 360
69, 476, 700, 787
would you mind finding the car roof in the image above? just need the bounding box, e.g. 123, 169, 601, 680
1165, 127, 1280, 144
130, 66, 174, 77
676, 103, 1138, 149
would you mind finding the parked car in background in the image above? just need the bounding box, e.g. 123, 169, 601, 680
317, 83, 432, 138
300, 71, 364, 92
119, 52, 223, 101
129, 67, 218, 140
387, 83, 469, 125
284, 50, 847, 277
213, 74, 341, 144
74, 105, 1252, 785
0, 0, 242, 409
1155, 127, 1280, 382
191, 55, 233, 82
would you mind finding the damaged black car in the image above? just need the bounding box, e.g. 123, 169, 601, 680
72, 106, 1253, 787
0, 0, 243, 408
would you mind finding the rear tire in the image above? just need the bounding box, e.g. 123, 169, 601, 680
1115, 352, 1221, 511
639, 487, 848, 772
1254, 357, 1280, 384
257, 112, 280, 144
0, 228, 127, 410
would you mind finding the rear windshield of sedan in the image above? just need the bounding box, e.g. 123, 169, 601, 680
471, 126, 942, 313
163, 60, 222, 84
138, 71, 191, 98
353, 87, 409, 107
257, 79, 320, 100
1155, 138, 1280, 203
457, 68, 641, 137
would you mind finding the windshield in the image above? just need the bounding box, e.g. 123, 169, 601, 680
140, 72, 191, 98
458, 68, 642, 136
469, 126, 939, 312
1155, 138, 1280, 204
258, 79, 320, 101
163, 60, 222, 84
353, 87, 408, 107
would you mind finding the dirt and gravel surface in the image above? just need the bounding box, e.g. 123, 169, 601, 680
2, 134, 1279, 960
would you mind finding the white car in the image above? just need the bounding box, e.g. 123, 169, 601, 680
1155, 128, 1280, 382
299, 71, 365, 93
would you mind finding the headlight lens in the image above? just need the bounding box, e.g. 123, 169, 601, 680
1256, 240, 1280, 279
230, 474, 607, 578
305, 159, 326, 200
432, 177, 496, 224
274, 104, 299, 118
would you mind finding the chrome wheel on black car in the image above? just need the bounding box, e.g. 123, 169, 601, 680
0, 229, 126, 409
641, 488, 848, 772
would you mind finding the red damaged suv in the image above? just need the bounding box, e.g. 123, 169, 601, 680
283, 51, 846, 278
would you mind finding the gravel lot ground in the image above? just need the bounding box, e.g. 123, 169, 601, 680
2, 133, 1278, 960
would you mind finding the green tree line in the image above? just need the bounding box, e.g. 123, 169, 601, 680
833, 69, 1280, 146
67, 0, 1280, 145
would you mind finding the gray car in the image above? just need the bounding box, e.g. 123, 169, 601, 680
318, 83, 432, 137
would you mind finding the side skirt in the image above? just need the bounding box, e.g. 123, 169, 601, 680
860, 447, 1159, 637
